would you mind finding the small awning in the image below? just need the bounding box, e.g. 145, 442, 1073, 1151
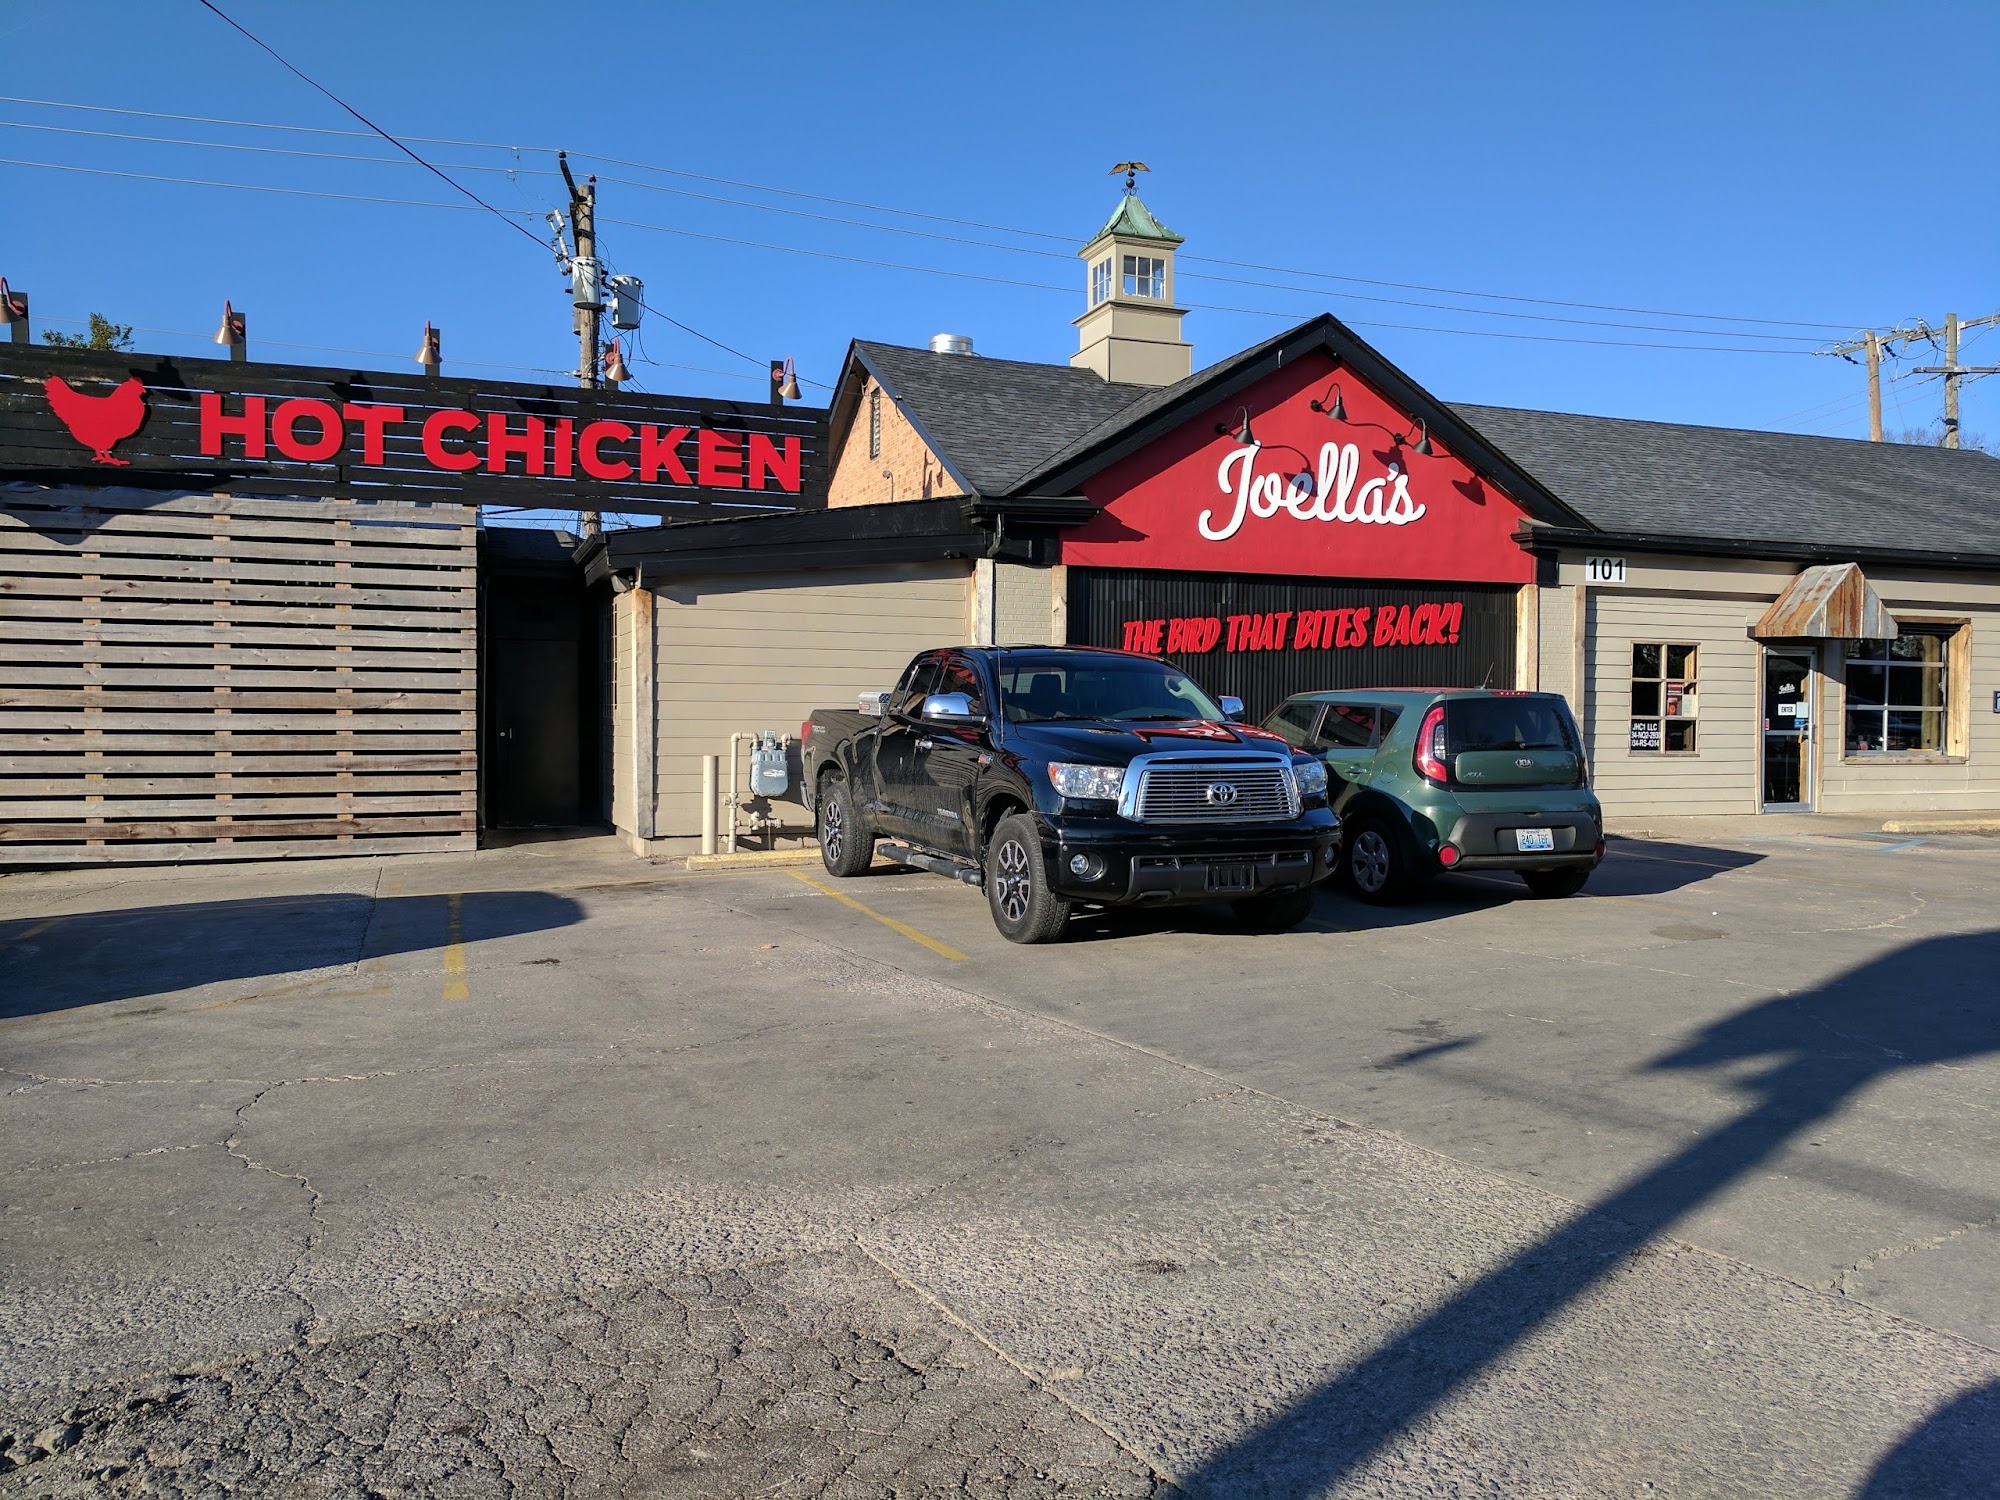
1753, 563, 1898, 640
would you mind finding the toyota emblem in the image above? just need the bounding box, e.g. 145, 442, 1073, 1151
1204, 781, 1240, 807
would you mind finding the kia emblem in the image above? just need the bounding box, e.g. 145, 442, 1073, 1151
1516, 757, 1533, 768
1204, 781, 1239, 807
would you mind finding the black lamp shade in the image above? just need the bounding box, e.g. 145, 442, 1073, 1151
1413, 423, 1434, 456
1234, 412, 1257, 447
1329, 391, 1347, 421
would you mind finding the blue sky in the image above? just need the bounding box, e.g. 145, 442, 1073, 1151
4, 1, 1996, 445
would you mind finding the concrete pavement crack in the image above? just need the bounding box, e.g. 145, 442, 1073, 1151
1820, 1210, 2000, 1308
223, 1081, 327, 1347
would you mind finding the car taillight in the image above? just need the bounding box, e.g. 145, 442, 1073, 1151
1414, 704, 1449, 785
800, 719, 813, 742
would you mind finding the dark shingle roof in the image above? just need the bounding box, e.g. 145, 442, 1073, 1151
1451, 404, 2000, 556
854, 341, 1153, 494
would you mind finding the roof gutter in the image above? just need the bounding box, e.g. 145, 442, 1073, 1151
1516, 523, 2000, 573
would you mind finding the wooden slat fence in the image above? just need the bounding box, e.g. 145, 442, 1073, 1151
0, 483, 475, 864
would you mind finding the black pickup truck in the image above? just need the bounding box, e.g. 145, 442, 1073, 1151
800, 646, 1340, 943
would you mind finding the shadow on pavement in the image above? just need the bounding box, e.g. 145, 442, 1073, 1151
1179, 928, 2000, 1497
0, 891, 583, 1019
1859, 1380, 2000, 1498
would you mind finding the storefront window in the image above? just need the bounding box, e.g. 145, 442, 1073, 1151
1845, 632, 1949, 753
1091, 258, 1112, 306
1630, 643, 1698, 753
1122, 255, 1165, 298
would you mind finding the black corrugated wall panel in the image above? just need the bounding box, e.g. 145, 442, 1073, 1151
1066, 567, 1517, 721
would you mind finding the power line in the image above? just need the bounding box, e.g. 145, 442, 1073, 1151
0, 92, 1862, 335
0, 154, 539, 212
190, 0, 545, 251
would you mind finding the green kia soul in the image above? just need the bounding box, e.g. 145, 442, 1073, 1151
1263, 689, 1604, 903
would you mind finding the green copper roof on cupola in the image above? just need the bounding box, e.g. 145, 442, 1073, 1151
1083, 191, 1184, 251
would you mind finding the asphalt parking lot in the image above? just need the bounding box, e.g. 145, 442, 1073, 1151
2, 823, 1997, 1497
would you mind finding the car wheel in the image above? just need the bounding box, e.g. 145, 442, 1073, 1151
1521, 867, 1591, 899
1232, 887, 1317, 931
1345, 819, 1409, 905
816, 776, 874, 877
985, 813, 1071, 944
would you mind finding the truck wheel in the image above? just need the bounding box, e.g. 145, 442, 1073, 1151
985, 813, 1071, 944
816, 776, 873, 877
1232, 887, 1317, 932
1345, 819, 1410, 905
1520, 867, 1591, 899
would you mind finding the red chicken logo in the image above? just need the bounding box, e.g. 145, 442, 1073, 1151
44, 376, 148, 466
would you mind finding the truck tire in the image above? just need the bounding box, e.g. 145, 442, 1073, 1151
1232, 887, 1317, 931
1520, 867, 1591, 899
816, 776, 874, 877
1345, 818, 1411, 905
985, 813, 1071, 944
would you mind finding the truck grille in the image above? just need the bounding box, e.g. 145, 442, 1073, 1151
1134, 761, 1298, 823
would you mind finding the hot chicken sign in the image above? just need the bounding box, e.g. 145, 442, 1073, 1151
1062, 349, 1534, 585
0, 345, 827, 515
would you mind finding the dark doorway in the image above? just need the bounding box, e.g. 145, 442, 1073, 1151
1761, 647, 1815, 810
480, 529, 600, 831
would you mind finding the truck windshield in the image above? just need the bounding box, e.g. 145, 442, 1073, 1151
997, 659, 1225, 724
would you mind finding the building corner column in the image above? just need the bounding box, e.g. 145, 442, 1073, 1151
631, 586, 657, 842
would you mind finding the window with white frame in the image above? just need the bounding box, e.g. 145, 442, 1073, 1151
1629, 643, 1698, 752
1091, 258, 1112, 306
1122, 254, 1166, 298
1844, 630, 1951, 753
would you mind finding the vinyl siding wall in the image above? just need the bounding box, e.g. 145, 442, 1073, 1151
1546, 552, 2000, 820
610, 588, 636, 834
642, 563, 972, 844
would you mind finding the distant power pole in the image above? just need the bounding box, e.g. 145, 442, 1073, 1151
560, 151, 603, 539
1823, 311, 2000, 444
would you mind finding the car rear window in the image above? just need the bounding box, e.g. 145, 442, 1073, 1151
1447, 696, 1578, 754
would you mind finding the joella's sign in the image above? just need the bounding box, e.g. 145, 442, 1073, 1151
0, 345, 828, 516
1062, 349, 1534, 585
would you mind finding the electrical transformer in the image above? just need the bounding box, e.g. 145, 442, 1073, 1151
607, 275, 644, 330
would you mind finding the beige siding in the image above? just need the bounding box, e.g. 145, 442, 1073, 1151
610, 590, 636, 834
1586, 590, 1764, 818
649, 563, 972, 841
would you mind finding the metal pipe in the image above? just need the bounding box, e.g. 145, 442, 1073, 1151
700, 755, 718, 855
727, 732, 748, 853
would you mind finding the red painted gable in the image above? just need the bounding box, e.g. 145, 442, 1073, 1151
1061, 351, 1535, 585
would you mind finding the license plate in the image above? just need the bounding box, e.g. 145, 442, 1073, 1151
1207, 861, 1256, 892
1515, 827, 1555, 852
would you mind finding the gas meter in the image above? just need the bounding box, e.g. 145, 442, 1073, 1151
749, 731, 790, 797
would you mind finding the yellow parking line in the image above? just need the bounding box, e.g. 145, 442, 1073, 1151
442, 892, 470, 1000
789, 871, 969, 960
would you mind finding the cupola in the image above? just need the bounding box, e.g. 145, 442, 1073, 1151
1071, 164, 1192, 387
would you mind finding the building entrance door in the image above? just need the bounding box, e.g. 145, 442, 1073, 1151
1761, 648, 1816, 810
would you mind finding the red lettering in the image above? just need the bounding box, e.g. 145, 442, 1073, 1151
269, 399, 343, 462
696, 428, 743, 488
578, 420, 634, 481
1293, 611, 1320, 650
1225, 614, 1251, 651
198, 393, 266, 459
638, 425, 694, 485
747, 433, 802, 492
551, 418, 574, 478
1271, 611, 1293, 650
342, 403, 404, 466
1446, 601, 1462, 644
1122, 619, 1150, 652
1413, 602, 1438, 645
1142, 619, 1165, 654
421, 410, 480, 472
1164, 618, 1185, 653
485, 413, 547, 475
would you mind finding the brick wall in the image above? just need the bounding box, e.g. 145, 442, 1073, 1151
827, 377, 964, 508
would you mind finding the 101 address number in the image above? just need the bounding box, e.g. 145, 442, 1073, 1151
1585, 556, 1628, 583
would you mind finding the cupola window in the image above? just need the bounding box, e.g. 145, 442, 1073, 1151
1123, 255, 1166, 299
1091, 257, 1113, 307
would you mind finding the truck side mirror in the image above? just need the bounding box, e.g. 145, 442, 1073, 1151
1219, 696, 1246, 721
920, 692, 986, 726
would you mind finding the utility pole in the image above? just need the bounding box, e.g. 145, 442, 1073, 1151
1824, 312, 2000, 444
560, 151, 603, 539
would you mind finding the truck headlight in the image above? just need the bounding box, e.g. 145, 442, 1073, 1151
1047, 762, 1124, 800
1293, 759, 1328, 799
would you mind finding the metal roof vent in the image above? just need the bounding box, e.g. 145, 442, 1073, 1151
929, 332, 975, 356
